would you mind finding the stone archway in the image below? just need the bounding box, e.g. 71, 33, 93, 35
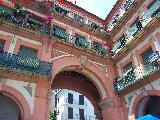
51, 56, 109, 99
52, 71, 103, 119
132, 90, 160, 119
1, 85, 32, 120
0, 93, 21, 120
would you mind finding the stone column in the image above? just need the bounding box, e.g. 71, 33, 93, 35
33, 80, 50, 120
100, 98, 126, 120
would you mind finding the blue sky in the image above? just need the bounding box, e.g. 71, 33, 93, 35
72, 0, 118, 19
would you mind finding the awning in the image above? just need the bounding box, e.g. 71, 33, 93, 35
137, 115, 160, 120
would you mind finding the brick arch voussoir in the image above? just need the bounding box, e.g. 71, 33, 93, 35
51, 56, 109, 99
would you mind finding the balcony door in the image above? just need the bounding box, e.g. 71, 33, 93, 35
0, 95, 21, 120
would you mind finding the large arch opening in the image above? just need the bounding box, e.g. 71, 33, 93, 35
0, 93, 22, 120
136, 95, 160, 119
51, 71, 103, 120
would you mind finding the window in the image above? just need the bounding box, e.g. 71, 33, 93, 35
93, 41, 102, 51
75, 34, 87, 48
74, 14, 84, 23
68, 107, 73, 119
53, 26, 69, 40
141, 48, 154, 73
124, 62, 133, 73
0, 40, 5, 52
79, 109, 84, 120
68, 93, 73, 104
130, 18, 142, 36
79, 95, 84, 105
123, 62, 136, 82
18, 46, 38, 59
118, 35, 126, 49
147, 0, 160, 17
147, 0, 157, 9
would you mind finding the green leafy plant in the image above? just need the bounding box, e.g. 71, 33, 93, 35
50, 111, 54, 120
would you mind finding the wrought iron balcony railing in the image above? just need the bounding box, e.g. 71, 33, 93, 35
107, 0, 135, 31
112, 1, 160, 55
0, 52, 52, 78
0, 5, 109, 57
114, 61, 160, 92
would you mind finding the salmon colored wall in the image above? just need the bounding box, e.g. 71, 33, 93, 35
33, 80, 50, 120
13, 40, 42, 60
0, 34, 12, 52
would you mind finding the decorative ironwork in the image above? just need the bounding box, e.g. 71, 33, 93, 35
0, 5, 109, 57
114, 63, 160, 92
0, 52, 52, 78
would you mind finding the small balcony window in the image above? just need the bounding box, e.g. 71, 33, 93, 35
53, 26, 69, 40
141, 48, 156, 73
74, 14, 85, 23
54, 5, 68, 16
0, 40, 5, 52
93, 41, 102, 51
112, 35, 126, 52
75, 34, 88, 48
18, 46, 39, 68
18, 46, 38, 59
147, 0, 160, 18
123, 62, 136, 82
129, 18, 143, 37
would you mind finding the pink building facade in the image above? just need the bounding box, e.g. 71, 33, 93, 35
0, 0, 159, 120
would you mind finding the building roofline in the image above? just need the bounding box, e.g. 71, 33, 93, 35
105, 0, 123, 21
63, 0, 104, 21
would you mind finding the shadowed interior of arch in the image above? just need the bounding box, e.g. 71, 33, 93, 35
0, 93, 21, 120
51, 71, 103, 119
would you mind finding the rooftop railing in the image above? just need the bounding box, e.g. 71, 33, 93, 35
0, 52, 52, 78
114, 57, 160, 92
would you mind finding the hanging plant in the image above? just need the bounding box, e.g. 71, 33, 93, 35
50, 111, 54, 120
14, 3, 23, 10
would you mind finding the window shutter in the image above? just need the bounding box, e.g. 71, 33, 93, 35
68, 107, 73, 119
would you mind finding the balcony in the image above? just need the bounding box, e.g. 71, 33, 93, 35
112, 1, 160, 55
0, 52, 52, 78
0, 5, 109, 57
107, 0, 135, 31
114, 57, 160, 92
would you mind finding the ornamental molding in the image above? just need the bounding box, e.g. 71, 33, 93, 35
79, 55, 87, 68
99, 100, 114, 110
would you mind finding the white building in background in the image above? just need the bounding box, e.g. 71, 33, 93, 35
55, 89, 96, 120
